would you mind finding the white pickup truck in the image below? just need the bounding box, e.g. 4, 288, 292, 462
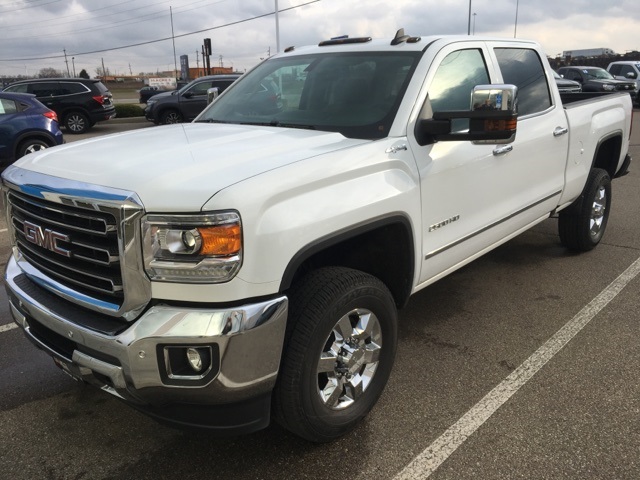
3, 31, 633, 442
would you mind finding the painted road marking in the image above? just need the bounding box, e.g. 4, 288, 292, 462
0, 323, 18, 334
395, 255, 640, 479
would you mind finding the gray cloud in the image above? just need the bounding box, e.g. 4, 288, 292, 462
0, 0, 638, 77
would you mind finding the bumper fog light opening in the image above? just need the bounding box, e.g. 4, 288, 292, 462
186, 347, 203, 372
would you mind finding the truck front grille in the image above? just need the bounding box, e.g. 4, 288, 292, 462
2, 167, 151, 320
9, 190, 123, 305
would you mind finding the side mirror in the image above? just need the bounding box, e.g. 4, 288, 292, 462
207, 87, 220, 105
626, 72, 637, 79
182, 91, 193, 99
416, 84, 518, 145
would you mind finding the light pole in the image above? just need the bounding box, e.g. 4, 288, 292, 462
467, 0, 472, 35
473, 13, 477, 35
514, 0, 519, 38
72, 57, 76, 77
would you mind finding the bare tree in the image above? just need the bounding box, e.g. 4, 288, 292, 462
38, 67, 63, 78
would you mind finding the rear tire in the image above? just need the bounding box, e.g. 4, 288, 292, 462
273, 267, 398, 442
559, 168, 611, 252
65, 111, 90, 134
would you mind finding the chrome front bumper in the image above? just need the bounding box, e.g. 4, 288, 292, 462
5, 255, 288, 432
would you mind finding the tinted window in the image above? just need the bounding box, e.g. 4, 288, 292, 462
609, 65, 621, 75
4, 84, 28, 93
495, 48, 551, 116
428, 49, 490, 132
211, 80, 234, 94
59, 82, 89, 95
29, 82, 60, 97
620, 65, 636, 78
0, 98, 18, 115
187, 81, 212, 96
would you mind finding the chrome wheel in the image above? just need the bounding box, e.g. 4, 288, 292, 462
274, 267, 397, 442
589, 185, 607, 238
317, 308, 382, 410
24, 143, 47, 155
558, 168, 611, 252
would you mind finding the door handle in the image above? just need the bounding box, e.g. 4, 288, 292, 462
553, 127, 568, 137
493, 145, 513, 156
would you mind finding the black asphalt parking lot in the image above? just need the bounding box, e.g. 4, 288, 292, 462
1, 110, 639, 479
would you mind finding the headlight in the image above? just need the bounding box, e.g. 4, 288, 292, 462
602, 84, 616, 91
142, 212, 242, 283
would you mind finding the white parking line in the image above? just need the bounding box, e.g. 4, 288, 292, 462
0, 323, 18, 334
0, 228, 7, 233
395, 255, 640, 479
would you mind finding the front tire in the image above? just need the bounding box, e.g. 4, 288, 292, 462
559, 168, 611, 251
17, 138, 50, 159
274, 267, 398, 442
160, 109, 183, 124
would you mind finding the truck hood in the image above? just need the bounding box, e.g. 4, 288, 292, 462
13, 123, 368, 211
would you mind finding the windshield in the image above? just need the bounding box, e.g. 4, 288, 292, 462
197, 51, 421, 140
584, 68, 614, 80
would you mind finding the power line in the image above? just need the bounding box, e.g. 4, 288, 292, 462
0, 0, 320, 62
1, 0, 226, 38
0, 0, 63, 13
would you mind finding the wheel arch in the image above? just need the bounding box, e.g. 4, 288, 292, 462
592, 131, 623, 178
14, 131, 57, 157
279, 214, 415, 309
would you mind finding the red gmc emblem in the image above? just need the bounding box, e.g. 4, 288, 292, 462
22, 220, 72, 258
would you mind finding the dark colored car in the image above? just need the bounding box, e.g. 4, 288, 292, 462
144, 74, 241, 124
3, 78, 116, 134
0, 92, 64, 167
138, 85, 163, 104
553, 70, 581, 93
556, 66, 637, 95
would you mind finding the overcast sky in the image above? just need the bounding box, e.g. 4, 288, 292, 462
0, 0, 638, 78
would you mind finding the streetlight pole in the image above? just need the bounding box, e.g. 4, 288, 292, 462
514, 0, 519, 38
467, 0, 472, 35
72, 57, 76, 77
275, 0, 281, 53
473, 13, 477, 35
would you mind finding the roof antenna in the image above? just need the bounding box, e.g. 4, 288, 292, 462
391, 28, 410, 45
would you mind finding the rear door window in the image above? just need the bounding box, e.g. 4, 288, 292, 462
28, 82, 60, 97
494, 48, 551, 116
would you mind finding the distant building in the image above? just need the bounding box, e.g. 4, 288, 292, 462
562, 48, 616, 58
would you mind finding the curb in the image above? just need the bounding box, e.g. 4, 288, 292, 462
110, 116, 148, 124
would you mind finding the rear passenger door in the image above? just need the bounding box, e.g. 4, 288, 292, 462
491, 45, 568, 219
28, 82, 61, 111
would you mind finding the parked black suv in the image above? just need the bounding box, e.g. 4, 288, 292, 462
3, 78, 116, 134
144, 74, 241, 124
556, 66, 637, 95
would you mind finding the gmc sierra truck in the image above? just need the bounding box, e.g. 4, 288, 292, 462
2, 30, 633, 443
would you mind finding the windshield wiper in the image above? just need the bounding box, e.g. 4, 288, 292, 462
237, 120, 316, 130
194, 119, 229, 124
